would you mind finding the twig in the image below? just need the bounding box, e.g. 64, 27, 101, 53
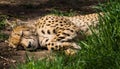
0, 55, 16, 63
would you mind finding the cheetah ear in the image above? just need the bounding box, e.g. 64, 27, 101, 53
5, 19, 19, 29
5, 19, 28, 29
5, 19, 14, 28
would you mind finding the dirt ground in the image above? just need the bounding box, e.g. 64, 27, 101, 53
0, 0, 106, 69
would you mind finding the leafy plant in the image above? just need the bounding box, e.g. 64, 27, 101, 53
0, 15, 8, 30
50, 9, 77, 16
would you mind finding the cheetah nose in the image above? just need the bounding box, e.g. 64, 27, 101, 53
27, 42, 32, 48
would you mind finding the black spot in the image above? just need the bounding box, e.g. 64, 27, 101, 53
63, 46, 67, 50
51, 47, 54, 50
41, 30, 45, 34
46, 18, 48, 20
59, 37, 65, 39
70, 30, 74, 32
47, 30, 50, 34
60, 21, 62, 23
56, 34, 60, 36
66, 29, 70, 30
81, 25, 86, 27
55, 24, 58, 26
58, 47, 61, 51
63, 33, 70, 36
48, 21, 51, 23
42, 25, 44, 28
64, 21, 66, 23
53, 29, 56, 34
56, 27, 59, 30
41, 18, 44, 20
48, 43, 50, 45
87, 19, 90, 20
45, 39, 49, 42
44, 20, 46, 22
55, 20, 58, 22
51, 43, 54, 46
57, 38, 61, 41
45, 44, 47, 46
61, 24, 63, 26
58, 31, 61, 33
39, 26, 41, 28
55, 45, 58, 48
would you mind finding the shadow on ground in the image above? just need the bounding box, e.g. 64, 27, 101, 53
0, 0, 106, 20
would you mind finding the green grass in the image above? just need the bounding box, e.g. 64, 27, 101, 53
0, 15, 9, 40
0, 15, 7, 30
50, 9, 77, 16
12, 0, 120, 69
0, 33, 9, 40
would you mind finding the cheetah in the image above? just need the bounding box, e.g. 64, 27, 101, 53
7, 12, 102, 55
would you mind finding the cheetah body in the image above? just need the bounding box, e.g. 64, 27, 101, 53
7, 13, 101, 55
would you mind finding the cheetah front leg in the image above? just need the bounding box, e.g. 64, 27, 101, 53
46, 41, 81, 55
46, 42, 81, 51
38, 36, 81, 50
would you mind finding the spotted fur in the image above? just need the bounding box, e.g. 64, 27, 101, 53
7, 13, 102, 55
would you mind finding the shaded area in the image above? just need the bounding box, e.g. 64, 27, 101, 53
0, 0, 106, 20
